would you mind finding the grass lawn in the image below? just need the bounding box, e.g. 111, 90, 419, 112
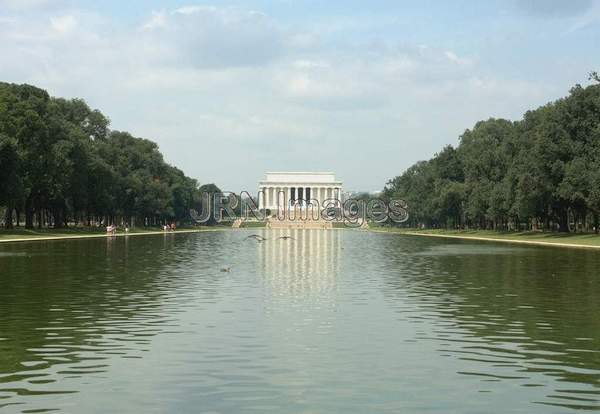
368, 226, 600, 248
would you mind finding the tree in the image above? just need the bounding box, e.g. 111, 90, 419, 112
0, 134, 23, 228
0, 82, 211, 230
384, 79, 600, 233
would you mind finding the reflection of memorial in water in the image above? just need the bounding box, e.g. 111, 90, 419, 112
257, 229, 341, 301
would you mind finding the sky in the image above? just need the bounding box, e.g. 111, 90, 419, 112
1, 0, 599, 192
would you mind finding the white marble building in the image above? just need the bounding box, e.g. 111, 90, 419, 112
258, 172, 343, 211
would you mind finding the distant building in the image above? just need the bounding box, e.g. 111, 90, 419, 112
258, 172, 343, 211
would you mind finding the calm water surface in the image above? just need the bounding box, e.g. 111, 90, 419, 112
1, 230, 600, 413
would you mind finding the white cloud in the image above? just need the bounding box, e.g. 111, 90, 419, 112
173, 5, 218, 16
292, 59, 330, 69
50, 14, 77, 33
274, 59, 386, 110
444, 51, 471, 66
139, 6, 284, 69
141, 11, 167, 30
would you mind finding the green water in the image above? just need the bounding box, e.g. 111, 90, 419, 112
1, 230, 600, 413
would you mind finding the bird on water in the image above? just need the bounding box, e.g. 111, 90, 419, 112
247, 234, 268, 242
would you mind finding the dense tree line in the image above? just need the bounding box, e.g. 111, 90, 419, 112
0, 82, 213, 229
384, 77, 600, 233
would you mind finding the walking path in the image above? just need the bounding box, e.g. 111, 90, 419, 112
368, 229, 600, 250
0, 228, 225, 244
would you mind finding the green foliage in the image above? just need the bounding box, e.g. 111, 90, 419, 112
385, 81, 600, 232
0, 82, 208, 229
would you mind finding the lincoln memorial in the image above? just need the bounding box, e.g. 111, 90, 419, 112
258, 172, 343, 224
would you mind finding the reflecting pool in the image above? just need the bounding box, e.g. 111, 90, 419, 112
1, 230, 600, 413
